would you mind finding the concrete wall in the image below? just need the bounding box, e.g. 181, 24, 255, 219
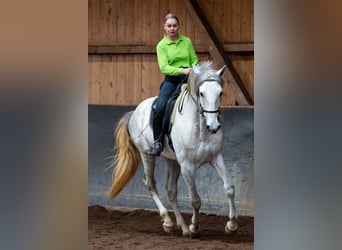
88, 105, 254, 216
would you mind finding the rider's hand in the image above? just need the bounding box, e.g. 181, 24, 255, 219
181, 68, 192, 75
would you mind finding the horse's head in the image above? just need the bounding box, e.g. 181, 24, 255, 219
190, 61, 226, 134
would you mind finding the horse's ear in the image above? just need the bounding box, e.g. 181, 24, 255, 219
216, 65, 226, 76
192, 64, 200, 75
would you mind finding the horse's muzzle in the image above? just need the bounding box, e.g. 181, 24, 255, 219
207, 124, 221, 134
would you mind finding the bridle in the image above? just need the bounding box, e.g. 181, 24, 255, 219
187, 77, 222, 116
200, 105, 221, 115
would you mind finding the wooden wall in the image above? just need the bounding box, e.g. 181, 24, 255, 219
88, 0, 254, 106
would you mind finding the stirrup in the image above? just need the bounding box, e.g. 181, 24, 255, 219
148, 141, 162, 156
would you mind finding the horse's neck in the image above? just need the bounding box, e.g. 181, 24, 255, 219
184, 91, 209, 140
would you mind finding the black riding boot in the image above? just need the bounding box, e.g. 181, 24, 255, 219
150, 108, 164, 156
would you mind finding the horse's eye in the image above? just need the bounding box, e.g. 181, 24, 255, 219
199, 92, 204, 97
219, 91, 223, 97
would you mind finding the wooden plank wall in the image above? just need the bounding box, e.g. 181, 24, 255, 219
88, 0, 253, 106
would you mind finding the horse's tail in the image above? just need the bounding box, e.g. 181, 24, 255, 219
107, 111, 141, 199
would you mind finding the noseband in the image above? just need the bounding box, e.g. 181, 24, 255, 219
200, 105, 221, 115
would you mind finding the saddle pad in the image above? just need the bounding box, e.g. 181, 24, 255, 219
170, 83, 188, 125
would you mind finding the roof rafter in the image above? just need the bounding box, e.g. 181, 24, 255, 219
183, 0, 253, 105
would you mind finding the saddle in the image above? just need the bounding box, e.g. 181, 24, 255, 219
150, 83, 188, 151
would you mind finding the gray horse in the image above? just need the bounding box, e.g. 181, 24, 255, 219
107, 61, 238, 237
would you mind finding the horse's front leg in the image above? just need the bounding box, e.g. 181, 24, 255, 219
211, 154, 238, 234
181, 163, 201, 238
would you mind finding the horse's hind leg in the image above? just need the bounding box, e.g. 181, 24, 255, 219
211, 154, 238, 234
181, 164, 201, 238
140, 153, 174, 233
165, 159, 190, 236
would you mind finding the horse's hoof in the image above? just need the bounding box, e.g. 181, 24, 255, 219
190, 232, 200, 239
177, 224, 191, 236
182, 229, 191, 236
162, 216, 174, 233
163, 225, 174, 233
225, 221, 238, 235
189, 224, 200, 238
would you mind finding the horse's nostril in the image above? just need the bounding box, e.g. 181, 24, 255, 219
209, 125, 221, 134
207, 125, 220, 134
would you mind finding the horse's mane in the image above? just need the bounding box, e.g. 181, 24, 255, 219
195, 61, 214, 72
188, 61, 222, 95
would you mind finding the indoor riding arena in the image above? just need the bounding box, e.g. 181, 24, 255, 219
88, 0, 254, 249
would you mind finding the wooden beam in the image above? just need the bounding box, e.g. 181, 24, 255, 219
222, 43, 254, 53
183, 0, 253, 105
88, 43, 254, 54
88, 45, 155, 54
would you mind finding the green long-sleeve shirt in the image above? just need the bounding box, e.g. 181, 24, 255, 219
156, 34, 199, 76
